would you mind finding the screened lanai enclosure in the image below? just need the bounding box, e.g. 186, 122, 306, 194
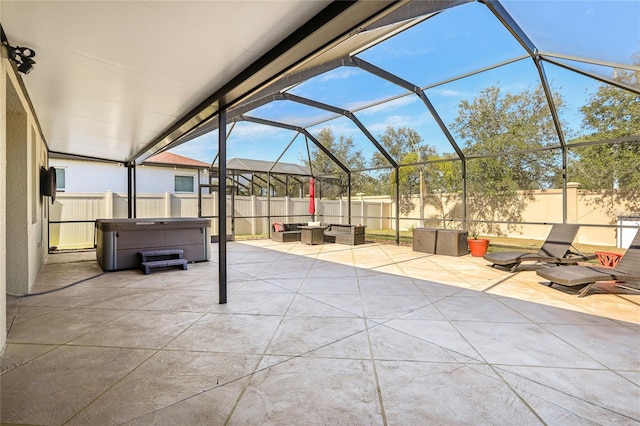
7, 0, 638, 249
151, 0, 639, 246
5, 1, 640, 419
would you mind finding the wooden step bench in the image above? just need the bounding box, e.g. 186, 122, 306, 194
139, 249, 187, 275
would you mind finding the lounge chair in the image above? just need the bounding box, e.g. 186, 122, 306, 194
536, 229, 640, 297
484, 224, 593, 272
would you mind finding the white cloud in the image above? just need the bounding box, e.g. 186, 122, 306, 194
319, 68, 360, 83
355, 95, 418, 116
289, 68, 361, 99
375, 44, 435, 59
170, 134, 218, 163
308, 119, 358, 138
431, 88, 464, 97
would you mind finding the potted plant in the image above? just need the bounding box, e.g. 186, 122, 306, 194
467, 232, 490, 257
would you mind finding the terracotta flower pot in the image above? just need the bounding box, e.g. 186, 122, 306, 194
468, 238, 490, 257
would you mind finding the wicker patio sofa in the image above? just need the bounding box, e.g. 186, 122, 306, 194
323, 224, 366, 245
271, 223, 303, 243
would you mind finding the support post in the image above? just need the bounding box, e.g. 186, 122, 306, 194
462, 158, 467, 231
127, 163, 132, 218
562, 148, 568, 223
267, 172, 271, 238
127, 162, 136, 218
218, 111, 227, 304
395, 166, 400, 245
347, 173, 352, 224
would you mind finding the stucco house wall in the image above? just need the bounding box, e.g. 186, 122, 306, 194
2, 53, 50, 353
50, 158, 209, 194
136, 164, 207, 194
49, 160, 128, 193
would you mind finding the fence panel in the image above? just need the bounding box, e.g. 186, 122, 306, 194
49, 189, 622, 249
50, 193, 106, 249
136, 194, 168, 218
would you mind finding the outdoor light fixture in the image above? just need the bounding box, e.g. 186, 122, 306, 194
5, 44, 36, 74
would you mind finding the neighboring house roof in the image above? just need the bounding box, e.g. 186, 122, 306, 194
145, 152, 210, 169
213, 158, 311, 176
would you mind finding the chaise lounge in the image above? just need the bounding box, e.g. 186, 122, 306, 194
536, 229, 640, 297
484, 224, 594, 272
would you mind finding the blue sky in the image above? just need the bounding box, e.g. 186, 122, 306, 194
171, 0, 639, 167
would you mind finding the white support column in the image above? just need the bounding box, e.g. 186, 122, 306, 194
251, 195, 257, 235
566, 182, 579, 224
285, 196, 290, 221
105, 190, 114, 218
164, 191, 171, 217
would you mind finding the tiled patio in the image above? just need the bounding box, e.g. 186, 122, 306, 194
3, 240, 639, 425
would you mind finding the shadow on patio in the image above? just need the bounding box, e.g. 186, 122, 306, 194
3, 240, 639, 425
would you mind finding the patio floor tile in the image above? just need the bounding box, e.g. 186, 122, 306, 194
3, 240, 639, 425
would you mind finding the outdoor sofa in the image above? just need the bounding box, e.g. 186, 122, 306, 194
271, 222, 303, 243
323, 223, 366, 245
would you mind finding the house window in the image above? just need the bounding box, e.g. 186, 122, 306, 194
55, 168, 66, 192
174, 175, 194, 193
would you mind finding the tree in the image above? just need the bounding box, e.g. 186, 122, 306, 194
569, 60, 640, 218
371, 126, 440, 217
422, 158, 463, 228
306, 128, 367, 199
451, 84, 563, 235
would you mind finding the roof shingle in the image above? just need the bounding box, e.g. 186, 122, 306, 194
146, 152, 210, 168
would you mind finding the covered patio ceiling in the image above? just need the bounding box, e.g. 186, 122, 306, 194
0, 0, 434, 164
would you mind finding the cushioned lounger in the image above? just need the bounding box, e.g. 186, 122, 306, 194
536, 229, 640, 297
484, 224, 592, 272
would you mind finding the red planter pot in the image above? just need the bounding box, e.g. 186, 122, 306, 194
468, 238, 490, 257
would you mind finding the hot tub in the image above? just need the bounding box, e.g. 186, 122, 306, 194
96, 218, 211, 271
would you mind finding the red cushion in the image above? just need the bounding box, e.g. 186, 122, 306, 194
273, 222, 285, 232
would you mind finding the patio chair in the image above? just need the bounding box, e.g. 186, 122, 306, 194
484, 224, 593, 272
536, 229, 640, 297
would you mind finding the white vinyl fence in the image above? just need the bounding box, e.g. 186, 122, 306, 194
49, 187, 624, 250
49, 191, 392, 249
